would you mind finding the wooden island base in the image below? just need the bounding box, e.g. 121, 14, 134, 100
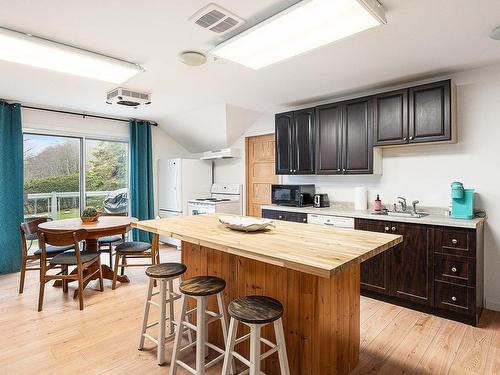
181, 241, 360, 375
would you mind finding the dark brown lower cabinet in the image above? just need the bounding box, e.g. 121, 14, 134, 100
356, 218, 484, 326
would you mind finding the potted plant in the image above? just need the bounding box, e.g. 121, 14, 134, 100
81, 207, 99, 223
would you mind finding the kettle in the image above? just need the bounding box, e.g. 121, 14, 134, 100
313, 194, 330, 208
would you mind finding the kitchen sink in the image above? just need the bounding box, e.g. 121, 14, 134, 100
373, 211, 429, 219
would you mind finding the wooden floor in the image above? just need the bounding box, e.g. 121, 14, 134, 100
1, 246, 499, 375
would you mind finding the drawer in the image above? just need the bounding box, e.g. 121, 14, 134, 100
435, 227, 475, 257
434, 254, 475, 287
435, 281, 475, 315
261, 209, 307, 223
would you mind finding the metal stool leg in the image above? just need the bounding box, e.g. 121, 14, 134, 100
274, 318, 290, 375
158, 279, 167, 364
168, 279, 175, 336
169, 294, 188, 375
249, 324, 261, 375
196, 296, 208, 375
138, 278, 155, 349
222, 317, 238, 375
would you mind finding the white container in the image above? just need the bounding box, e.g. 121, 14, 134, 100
354, 187, 368, 211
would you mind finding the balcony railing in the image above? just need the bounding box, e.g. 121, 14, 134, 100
25, 191, 112, 219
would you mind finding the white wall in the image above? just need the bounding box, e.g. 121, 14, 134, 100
22, 107, 193, 217
214, 63, 500, 312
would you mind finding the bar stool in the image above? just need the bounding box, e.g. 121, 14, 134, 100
169, 276, 230, 375
138, 263, 190, 365
222, 295, 290, 375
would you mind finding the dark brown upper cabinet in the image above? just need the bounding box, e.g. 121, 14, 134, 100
275, 112, 293, 174
373, 89, 408, 146
275, 79, 456, 175
315, 103, 343, 174
409, 80, 453, 143
343, 97, 374, 174
316, 98, 376, 175
275, 108, 315, 175
373, 80, 455, 147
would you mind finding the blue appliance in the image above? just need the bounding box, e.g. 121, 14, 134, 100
451, 182, 474, 219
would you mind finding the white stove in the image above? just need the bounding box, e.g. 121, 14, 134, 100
187, 183, 242, 215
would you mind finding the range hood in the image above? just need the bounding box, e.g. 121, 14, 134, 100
200, 148, 241, 160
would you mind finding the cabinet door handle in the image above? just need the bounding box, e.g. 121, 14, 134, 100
409, 136, 414, 140
451, 239, 458, 245
289, 169, 292, 172
451, 296, 457, 302
337, 168, 341, 172
403, 137, 407, 141
302, 218, 307, 222
391, 226, 397, 232
385, 226, 390, 232
343, 168, 346, 172
451, 267, 458, 273
278, 215, 283, 219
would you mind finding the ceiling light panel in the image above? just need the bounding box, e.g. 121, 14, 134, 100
0, 27, 144, 83
211, 0, 386, 69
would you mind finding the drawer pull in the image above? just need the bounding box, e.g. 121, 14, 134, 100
451, 267, 457, 273
391, 226, 397, 232
451, 296, 457, 302
278, 215, 283, 219
451, 239, 458, 245
302, 218, 306, 222
385, 226, 390, 232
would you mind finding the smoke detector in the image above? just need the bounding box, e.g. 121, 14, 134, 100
189, 3, 245, 34
180, 51, 207, 66
106, 87, 151, 108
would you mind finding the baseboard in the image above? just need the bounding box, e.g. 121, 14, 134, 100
485, 299, 500, 312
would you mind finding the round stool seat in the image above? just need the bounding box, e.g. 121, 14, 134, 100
228, 295, 283, 324
180, 276, 226, 296
145, 263, 187, 279
115, 241, 151, 253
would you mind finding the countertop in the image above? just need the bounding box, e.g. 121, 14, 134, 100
261, 204, 485, 229
132, 214, 402, 278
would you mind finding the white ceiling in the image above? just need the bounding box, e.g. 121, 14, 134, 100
1, 0, 500, 152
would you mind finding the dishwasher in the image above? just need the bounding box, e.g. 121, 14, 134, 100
307, 214, 355, 229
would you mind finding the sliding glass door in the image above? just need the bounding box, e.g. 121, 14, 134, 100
23, 134, 129, 220
23, 134, 81, 219
85, 139, 129, 214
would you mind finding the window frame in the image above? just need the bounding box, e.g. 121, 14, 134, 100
23, 131, 130, 217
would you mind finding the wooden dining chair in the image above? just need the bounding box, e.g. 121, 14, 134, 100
112, 232, 160, 289
19, 217, 75, 294
96, 212, 128, 267
37, 228, 104, 311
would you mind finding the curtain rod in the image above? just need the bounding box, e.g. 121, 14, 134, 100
1, 99, 158, 126
21, 105, 158, 126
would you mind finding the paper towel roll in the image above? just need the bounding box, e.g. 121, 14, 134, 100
354, 187, 368, 210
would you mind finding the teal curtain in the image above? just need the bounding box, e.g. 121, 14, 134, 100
0, 102, 23, 274
129, 120, 154, 242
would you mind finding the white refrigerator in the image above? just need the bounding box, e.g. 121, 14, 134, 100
157, 158, 212, 245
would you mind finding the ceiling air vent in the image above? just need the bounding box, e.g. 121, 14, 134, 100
190, 3, 245, 34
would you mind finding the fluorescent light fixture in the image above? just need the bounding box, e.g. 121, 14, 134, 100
0, 27, 144, 83
211, 0, 386, 69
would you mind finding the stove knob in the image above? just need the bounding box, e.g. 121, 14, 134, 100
451, 296, 457, 302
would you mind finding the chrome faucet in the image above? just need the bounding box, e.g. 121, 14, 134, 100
412, 200, 420, 214
397, 197, 407, 212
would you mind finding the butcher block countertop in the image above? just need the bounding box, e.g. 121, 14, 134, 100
132, 214, 402, 278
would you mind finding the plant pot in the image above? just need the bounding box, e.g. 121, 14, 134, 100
81, 215, 99, 223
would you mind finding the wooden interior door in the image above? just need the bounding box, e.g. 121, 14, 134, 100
246, 134, 278, 217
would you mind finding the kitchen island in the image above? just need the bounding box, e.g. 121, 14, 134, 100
132, 214, 402, 375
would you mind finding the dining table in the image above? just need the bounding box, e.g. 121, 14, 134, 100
38, 216, 138, 296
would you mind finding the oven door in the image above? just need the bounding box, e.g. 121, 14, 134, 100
187, 202, 215, 215
271, 185, 299, 206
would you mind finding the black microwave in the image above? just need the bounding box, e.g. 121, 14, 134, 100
271, 185, 315, 207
